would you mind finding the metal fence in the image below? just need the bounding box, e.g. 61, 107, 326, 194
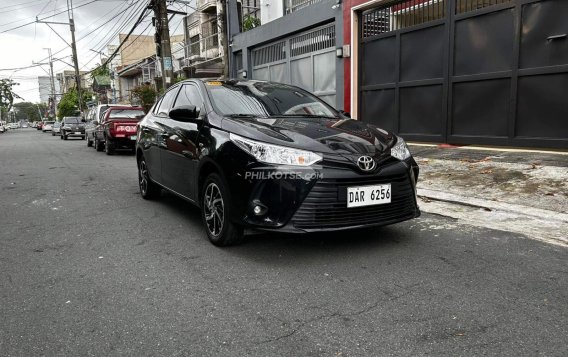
456, 0, 511, 14
362, 0, 512, 37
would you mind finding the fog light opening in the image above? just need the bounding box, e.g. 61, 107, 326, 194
252, 201, 268, 216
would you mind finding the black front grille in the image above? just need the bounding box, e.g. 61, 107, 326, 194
291, 173, 416, 229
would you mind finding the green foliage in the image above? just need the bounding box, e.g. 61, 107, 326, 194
131, 84, 158, 113
91, 65, 110, 79
57, 88, 93, 119
0, 79, 19, 112
13, 102, 46, 122
242, 15, 261, 32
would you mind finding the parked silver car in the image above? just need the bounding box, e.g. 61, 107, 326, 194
51, 122, 61, 136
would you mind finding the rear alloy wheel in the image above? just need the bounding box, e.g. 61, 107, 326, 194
201, 173, 244, 246
138, 157, 160, 199
105, 138, 114, 155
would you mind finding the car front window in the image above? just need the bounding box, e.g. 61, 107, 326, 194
205, 81, 338, 118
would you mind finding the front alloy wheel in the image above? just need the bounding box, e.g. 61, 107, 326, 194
138, 157, 159, 199
201, 173, 243, 246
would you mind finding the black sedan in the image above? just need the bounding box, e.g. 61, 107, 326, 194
136, 79, 420, 246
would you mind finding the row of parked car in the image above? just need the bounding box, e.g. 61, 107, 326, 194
0, 122, 21, 133
37, 104, 146, 155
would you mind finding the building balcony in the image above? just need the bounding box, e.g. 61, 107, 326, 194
197, 0, 216, 13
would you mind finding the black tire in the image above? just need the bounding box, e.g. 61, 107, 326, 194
138, 156, 160, 200
105, 138, 114, 155
51, 131, 55, 136
201, 173, 244, 246
63, 132, 68, 140
95, 138, 104, 152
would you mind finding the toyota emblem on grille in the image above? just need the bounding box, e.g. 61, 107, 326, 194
357, 156, 376, 172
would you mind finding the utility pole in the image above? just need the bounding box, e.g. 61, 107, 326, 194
67, 0, 83, 114
44, 48, 57, 118
36, 0, 83, 115
217, 0, 229, 77
152, 0, 174, 89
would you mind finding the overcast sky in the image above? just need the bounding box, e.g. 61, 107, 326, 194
0, 0, 191, 103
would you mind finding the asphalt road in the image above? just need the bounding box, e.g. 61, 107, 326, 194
1, 129, 567, 356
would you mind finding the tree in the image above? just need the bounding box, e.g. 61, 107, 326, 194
57, 88, 93, 119
0, 79, 21, 121
13, 102, 47, 122
131, 84, 157, 113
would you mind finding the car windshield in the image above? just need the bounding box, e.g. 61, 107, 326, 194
108, 109, 145, 119
205, 81, 338, 118
64, 118, 81, 124
45, 121, 55, 125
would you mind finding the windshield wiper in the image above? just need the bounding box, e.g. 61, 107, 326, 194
270, 114, 338, 119
226, 114, 269, 118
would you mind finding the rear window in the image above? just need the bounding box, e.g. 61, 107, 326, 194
64, 118, 81, 124
98, 106, 110, 120
108, 109, 145, 119
45, 121, 55, 125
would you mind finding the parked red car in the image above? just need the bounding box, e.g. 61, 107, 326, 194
94, 106, 145, 155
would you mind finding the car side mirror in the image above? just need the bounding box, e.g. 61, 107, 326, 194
339, 110, 351, 118
169, 105, 200, 123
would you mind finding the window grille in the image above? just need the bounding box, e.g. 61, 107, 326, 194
362, 0, 447, 38
290, 25, 336, 57
252, 41, 286, 66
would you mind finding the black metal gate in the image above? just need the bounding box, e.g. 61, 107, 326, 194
359, 0, 568, 148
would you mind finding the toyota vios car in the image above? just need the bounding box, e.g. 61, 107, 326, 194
136, 79, 420, 246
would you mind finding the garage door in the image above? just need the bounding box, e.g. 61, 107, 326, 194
251, 24, 338, 107
359, 0, 568, 148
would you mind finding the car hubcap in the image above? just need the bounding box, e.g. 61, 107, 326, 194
204, 183, 224, 237
139, 160, 148, 195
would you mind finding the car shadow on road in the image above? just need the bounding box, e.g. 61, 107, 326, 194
153, 189, 418, 265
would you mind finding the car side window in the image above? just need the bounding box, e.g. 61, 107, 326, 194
156, 87, 180, 116
174, 84, 204, 110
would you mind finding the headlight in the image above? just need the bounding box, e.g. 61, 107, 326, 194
390, 136, 411, 161
230, 133, 322, 166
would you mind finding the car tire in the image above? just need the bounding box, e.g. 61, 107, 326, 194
138, 156, 160, 200
105, 138, 114, 155
52, 132, 55, 136
201, 173, 244, 247
95, 138, 104, 152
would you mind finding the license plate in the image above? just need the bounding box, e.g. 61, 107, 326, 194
75, 132, 81, 135
130, 135, 137, 140
347, 184, 391, 208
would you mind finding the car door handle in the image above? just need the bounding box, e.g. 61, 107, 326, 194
547, 34, 567, 41
182, 150, 195, 159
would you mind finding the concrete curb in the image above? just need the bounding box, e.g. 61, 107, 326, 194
417, 188, 568, 224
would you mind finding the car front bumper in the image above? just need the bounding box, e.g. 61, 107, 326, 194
223, 151, 420, 233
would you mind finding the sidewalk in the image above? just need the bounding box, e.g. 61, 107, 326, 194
409, 144, 568, 246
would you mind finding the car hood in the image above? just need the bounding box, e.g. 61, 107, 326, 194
221, 116, 395, 155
